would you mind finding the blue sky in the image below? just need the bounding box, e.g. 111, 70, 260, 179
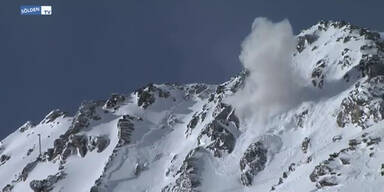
1, 0, 384, 139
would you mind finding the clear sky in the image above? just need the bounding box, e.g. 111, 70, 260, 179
1, 0, 384, 139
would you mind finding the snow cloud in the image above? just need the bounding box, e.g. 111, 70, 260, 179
227, 18, 303, 125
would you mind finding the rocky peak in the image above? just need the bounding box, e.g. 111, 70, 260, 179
1, 21, 384, 192
40, 109, 66, 124
134, 83, 171, 109
294, 20, 384, 88
18, 121, 35, 133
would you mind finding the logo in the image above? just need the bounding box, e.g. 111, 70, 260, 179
20, 5, 52, 16
20, 6, 41, 15
41, 6, 52, 15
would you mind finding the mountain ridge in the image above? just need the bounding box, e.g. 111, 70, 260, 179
1, 20, 384, 192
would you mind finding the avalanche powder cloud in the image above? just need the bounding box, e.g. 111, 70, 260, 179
228, 17, 302, 124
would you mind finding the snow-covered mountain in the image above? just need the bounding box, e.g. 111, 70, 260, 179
1, 20, 384, 192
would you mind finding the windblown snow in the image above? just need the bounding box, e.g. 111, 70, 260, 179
1, 18, 384, 192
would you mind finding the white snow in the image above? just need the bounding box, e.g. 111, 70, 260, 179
1, 21, 384, 192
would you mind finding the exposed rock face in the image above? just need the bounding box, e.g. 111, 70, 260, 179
212, 103, 240, 128
49, 138, 65, 160
294, 108, 309, 128
311, 59, 326, 88
310, 163, 334, 183
18, 121, 35, 132
198, 120, 236, 157
89, 136, 110, 153
0, 155, 10, 166
270, 163, 297, 191
2, 184, 12, 192
197, 103, 239, 157
117, 115, 136, 146
103, 94, 125, 110
309, 160, 341, 189
51, 134, 110, 160
187, 114, 199, 130
337, 76, 384, 128
70, 101, 103, 130
310, 133, 381, 189
162, 147, 208, 192
63, 101, 102, 140
239, 142, 268, 186
185, 105, 209, 137
19, 159, 39, 181
359, 54, 384, 78
295, 20, 384, 90
30, 172, 65, 192
26, 148, 34, 156
332, 135, 343, 142
46, 101, 103, 161
41, 109, 66, 124
70, 135, 89, 157
297, 34, 319, 53
163, 75, 246, 191
184, 84, 208, 99
212, 70, 248, 102
135, 84, 170, 109
137, 90, 155, 109
318, 176, 338, 187
301, 137, 311, 154
61, 143, 76, 161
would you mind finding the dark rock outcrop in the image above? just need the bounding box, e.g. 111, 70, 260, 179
212, 103, 240, 128
185, 105, 209, 137
70, 135, 88, 157
19, 159, 39, 181
301, 137, 311, 154
297, 20, 384, 89
337, 76, 384, 129
47, 101, 103, 161
49, 135, 109, 161
184, 84, 208, 99
41, 109, 66, 124
310, 163, 334, 183
117, 115, 140, 147
198, 120, 236, 157
2, 184, 13, 192
104, 94, 125, 110
295, 109, 309, 128
0, 155, 10, 166
297, 34, 319, 53
332, 135, 342, 142
89, 136, 110, 153
197, 103, 239, 157
211, 70, 248, 102
311, 59, 326, 88
239, 142, 268, 186
50, 138, 65, 160
270, 163, 297, 191
162, 147, 208, 192
135, 84, 170, 109
187, 114, 199, 130
19, 121, 35, 132
30, 172, 65, 192
26, 148, 34, 156
317, 176, 338, 188
309, 133, 381, 189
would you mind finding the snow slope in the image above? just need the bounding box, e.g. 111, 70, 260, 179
1, 20, 384, 192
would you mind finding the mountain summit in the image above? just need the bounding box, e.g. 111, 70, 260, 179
1, 20, 384, 192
